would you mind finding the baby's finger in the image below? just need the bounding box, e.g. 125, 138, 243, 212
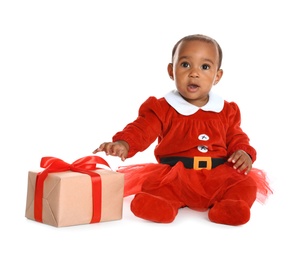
118, 151, 127, 161
93, 142, 108, 154
228, 153, 239, 163
92, 147, 102, 154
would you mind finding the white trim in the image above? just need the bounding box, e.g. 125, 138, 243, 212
164, 90, 224, 115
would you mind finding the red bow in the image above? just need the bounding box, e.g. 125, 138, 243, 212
34, 155, 111, 223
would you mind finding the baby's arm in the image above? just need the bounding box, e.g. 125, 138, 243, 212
93, 141, 129, 161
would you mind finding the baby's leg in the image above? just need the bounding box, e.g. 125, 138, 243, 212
208, 176, 257, 225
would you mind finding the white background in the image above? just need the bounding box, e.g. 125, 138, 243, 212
1, 0, 294, 259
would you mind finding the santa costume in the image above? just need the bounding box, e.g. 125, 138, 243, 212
114, 90, 272, 225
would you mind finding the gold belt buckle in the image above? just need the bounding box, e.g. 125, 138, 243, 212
193, 156, 212, 170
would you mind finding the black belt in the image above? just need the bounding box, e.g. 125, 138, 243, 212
160, 156, 226, 170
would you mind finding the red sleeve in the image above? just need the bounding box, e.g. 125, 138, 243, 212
112, 97, 164, 158
225, 102, 257, 162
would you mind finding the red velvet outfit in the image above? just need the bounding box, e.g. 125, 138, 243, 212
114, 90, 272, 225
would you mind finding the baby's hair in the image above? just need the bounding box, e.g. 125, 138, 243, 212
171, 34, 223, 70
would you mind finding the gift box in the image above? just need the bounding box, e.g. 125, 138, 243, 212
25, 156, 124, 227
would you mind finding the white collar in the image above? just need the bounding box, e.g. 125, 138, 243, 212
164, 90, 224, 115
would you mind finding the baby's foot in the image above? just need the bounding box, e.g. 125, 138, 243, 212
208, 199, 250, 225
130, 192, 177, 223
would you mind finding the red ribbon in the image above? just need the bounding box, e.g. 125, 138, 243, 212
34, 155, 111, 224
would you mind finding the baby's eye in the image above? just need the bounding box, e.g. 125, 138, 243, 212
201, 64, 210, 70
181, 62, 190, 68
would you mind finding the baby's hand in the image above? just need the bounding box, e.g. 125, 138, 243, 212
227, 150, 252, 174
93, 141, 129, 161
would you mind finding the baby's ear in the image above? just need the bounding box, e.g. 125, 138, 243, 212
214, 69, 223, 84
167, 63, 174, 80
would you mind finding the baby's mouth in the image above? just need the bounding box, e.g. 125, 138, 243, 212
188, 84, 200, 89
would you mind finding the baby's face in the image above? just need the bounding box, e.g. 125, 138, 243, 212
169, 40, 222, 107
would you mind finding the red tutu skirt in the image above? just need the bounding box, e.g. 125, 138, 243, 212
117, 162, 272, 209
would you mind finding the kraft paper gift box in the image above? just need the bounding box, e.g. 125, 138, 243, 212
25, 156, 124, 227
